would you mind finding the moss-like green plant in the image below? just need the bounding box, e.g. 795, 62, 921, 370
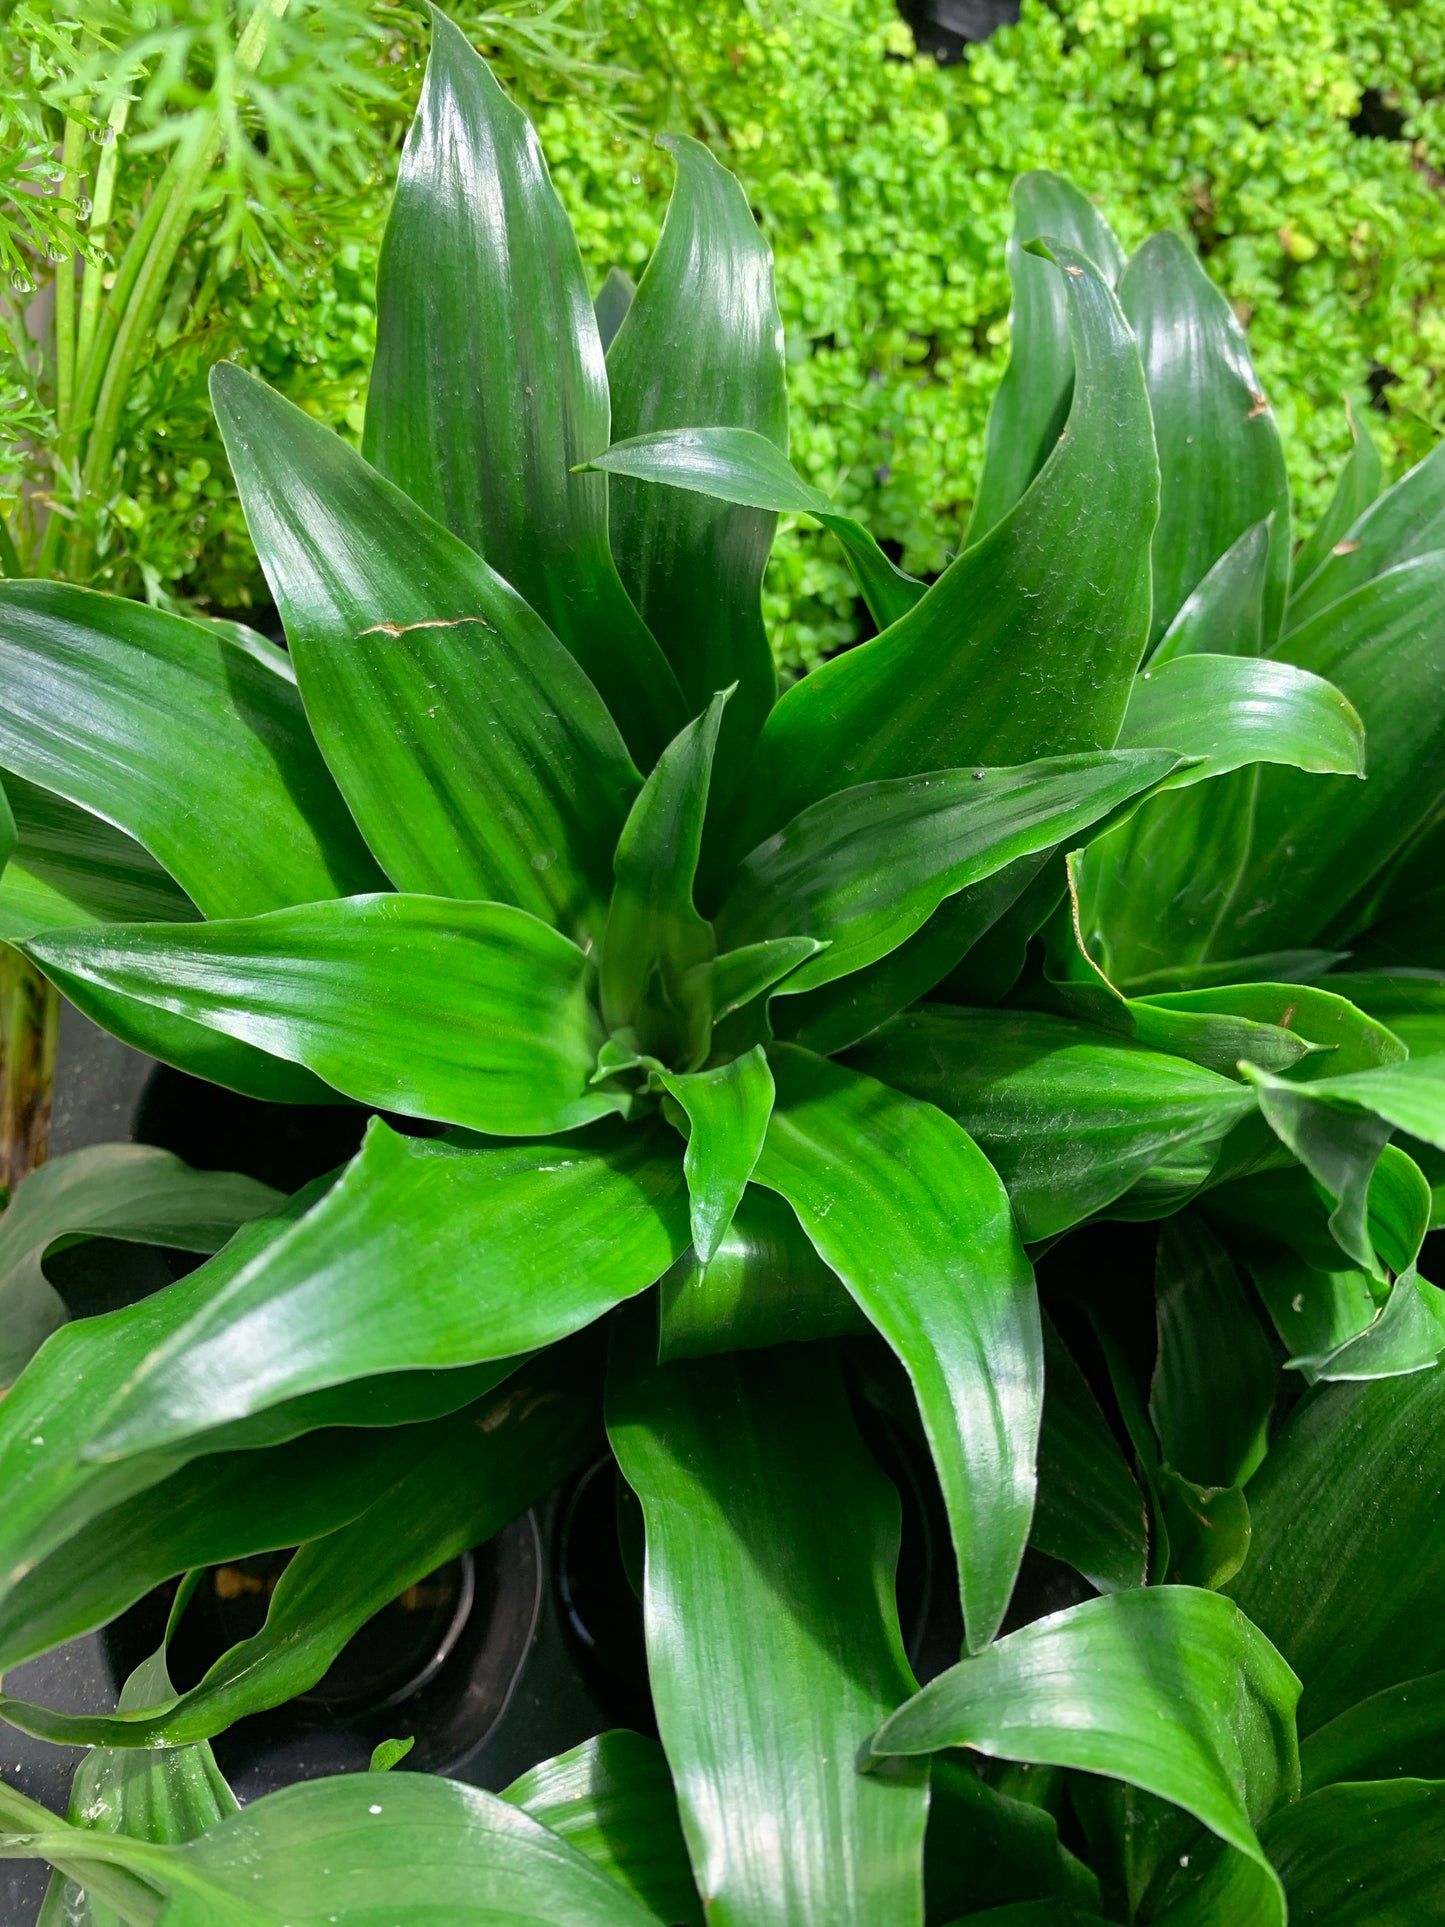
2, 13, 1445, 1923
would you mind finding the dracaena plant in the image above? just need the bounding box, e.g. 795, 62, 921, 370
5, 13, 1445, 1926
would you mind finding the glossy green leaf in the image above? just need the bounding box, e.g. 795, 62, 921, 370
1155, 1468, 1252, 1592
1115, 653, 1364, 781
608, 1327, 928, 1927
1119, 231, 1291, 646
755, 1045, 1040, 1650
368, 1737, 414, 1773
966, 170, 1127, 542
1255, 1054, 1445, 1155
1300, 1672, 1445, 1790
0, 1143, 279, 1384
1084, 551, 1445, 980
23, 961, 342, 1107
1320, 970, 1445, 1060
87, 1117, 687, 1457
1150, 1214, 1275, 1489
0, 580, 380, 919
1150, 519, 1270, 666
1285, 434, 1445, 633
27, 894, 611, 1137
717, 751, 1184, 996
656, 1045, 774, 1262
38, 1636, 236, 1927
924, 1758, 1102, 1921
1290, 395, 1383, 597
0, 774, 197, 942
593, 266, 635, 352
0, 1414, 461, 1671
601, 692, 722, 1066
0, 771, 14, 874
1262, 1778, 1445, 1925
703, 936, 826, 1021
502, 1732, 703, 1927
657, 1182, 867, 1361
730, 241, 1156, 862
608, 136, 786, 796
851, 1008, 1256, 1240
0, 1351, 596, 1748
1, 1772, 665, 1926
362, 10, 683, 768
1244, 1067, 1393, 1275
1031, 1311, 1147, 1593
1141, 982, 1406, 1080
774, 858, 1045, 1058
1230, 1365, 1445, 1729
870, 1586, 1298, 1925
212, 361, 639, 940
586, 425, 925, 632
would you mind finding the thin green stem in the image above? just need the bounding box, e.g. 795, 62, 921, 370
52, 115, 89, 437
0, 512, 21, 578
75, 92, 133, 387
65, 0, 291, 580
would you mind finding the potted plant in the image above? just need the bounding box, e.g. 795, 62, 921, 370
1, 12, 1445, 1921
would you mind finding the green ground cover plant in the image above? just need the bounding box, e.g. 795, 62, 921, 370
6, 0, 1445, 673
3, 11, 1445, 1920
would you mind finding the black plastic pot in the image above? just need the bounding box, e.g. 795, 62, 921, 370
896, 0, 1021, 63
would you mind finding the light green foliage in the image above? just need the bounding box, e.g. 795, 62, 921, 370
8, 0, 1445, 665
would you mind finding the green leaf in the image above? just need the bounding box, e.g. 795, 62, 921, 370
1031, 1311, 1147, 1593
1300, 1672, 1445, 1790
0, 774, 198, 942
0, 1351, 597, 1749
1114, 653, 1364, 782
924, 1758, 1102, 1921
26, 894, 611, 1136
1290, 395, 1383, 597
368, 1737, 415, 1773
607, 1326, 928, 1927
657, 1182, 868, 1361
38, 1635, 236, 1927
601, 692, 723, 1066
1118, 554, 1445, 969
502, 1732, 703, 1927
608, 135, 787, 797
1285, 435, 1445, 634
1320, 970, 1445, 1060
1139, 982, 1406, 1080
716, 750, 1185, 995
656, 1045, 774, 1262
593, 266, 635, 353
0, 1403, 498, 1672
362, 10, 683, 769
1253, 1055, 1445, 1156
966, 170, 1127, 543
1262, 1778, 1445, 1925
1150, 519, 1271, 666
851, 1008, 1256, 1240
86, 1118, 688, 1458
586, 425, 925, 632
0, 772, 14, 876
1155, 1468, 1252, 1592
755, 1045, 1040, 1651
2, 1773, 666, 1926
0, 1143, 280, 1385
1150, 1214, 1276, 1489
703, 936, 826, 1020
1229, 1366, 1445, 1729
869, 1586, 1300, 1925
730, 241, 1156, 863
0, 581, 380, 919
1243, 1067, 1393, 1275
1119, 231, 1291, 646
775, 857, 1051, 1057
211, 362, 639, 941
